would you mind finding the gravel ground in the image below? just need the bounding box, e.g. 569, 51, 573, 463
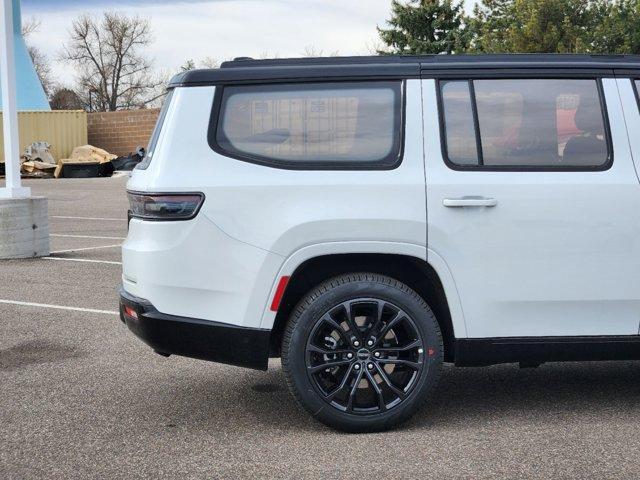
2, 177, 640, 479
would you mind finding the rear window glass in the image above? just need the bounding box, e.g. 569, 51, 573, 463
213, 82, 403, 168
441, 79, 609, 169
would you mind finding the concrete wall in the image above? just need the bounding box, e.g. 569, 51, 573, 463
0, 110, 87, 161
87, 109, 160, 157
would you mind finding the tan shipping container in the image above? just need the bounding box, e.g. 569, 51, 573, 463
0, 110, 88, 163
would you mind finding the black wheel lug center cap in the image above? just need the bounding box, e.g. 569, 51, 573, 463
356, 348, 370, 360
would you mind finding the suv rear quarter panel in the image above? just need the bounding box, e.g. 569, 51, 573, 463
125, 81, 427, 329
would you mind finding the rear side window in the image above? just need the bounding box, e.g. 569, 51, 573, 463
440, 79, 610, 169
211, 81, 403, 169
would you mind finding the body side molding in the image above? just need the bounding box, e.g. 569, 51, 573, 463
456, 335, 640, 366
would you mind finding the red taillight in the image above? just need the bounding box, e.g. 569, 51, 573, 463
123, 305, 138, 320
270, 276, 290, 312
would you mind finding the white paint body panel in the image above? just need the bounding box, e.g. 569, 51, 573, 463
124, 81, 427, 328
122, 77, 640, 339
423, 78, 640, 337
618, 78, 640, 185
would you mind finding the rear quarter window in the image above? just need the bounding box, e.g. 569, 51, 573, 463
209, 81, 403, 169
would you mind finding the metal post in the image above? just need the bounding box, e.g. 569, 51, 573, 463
0, 0, 30, 198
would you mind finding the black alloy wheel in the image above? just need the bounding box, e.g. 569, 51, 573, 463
282, 273, 443, 432
305, 298, 425, 414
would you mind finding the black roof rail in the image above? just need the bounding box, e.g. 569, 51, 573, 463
230, 56, 254, 63
169, 54, 640, 87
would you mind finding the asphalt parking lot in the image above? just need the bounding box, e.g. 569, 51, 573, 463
2, 177, 640, 479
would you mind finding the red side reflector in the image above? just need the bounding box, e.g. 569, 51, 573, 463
123, 306, 138, 320
270, 276, 290, 312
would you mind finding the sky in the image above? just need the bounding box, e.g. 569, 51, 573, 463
21, 0, 478, 87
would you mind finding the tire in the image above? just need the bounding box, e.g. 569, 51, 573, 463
281, 273, 443, 432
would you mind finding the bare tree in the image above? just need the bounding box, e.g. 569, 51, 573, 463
199, 56, 220, 68
365, 39, 386, 55
178, 57, 220, 73
62, 12, 164, 111
27, 45, 55, 97
180, 59, 196, 72
301, 45, 339, 57
22, 17, 56, 97
50, 87, 83, 110
21, 17, 40, 37
258, 51, 280, 59
301, 45, 323, 57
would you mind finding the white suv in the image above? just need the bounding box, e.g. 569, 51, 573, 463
120, 54, 640, 432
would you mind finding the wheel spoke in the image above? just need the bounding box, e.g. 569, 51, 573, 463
374, 363, 406, 400
341, 301, 363, 342
365, 368, 386, 412
377, 339, 422, 353
308, 358, 352, 374
373, 311, 404, 346
326, 364, 355, 400
346, 368, 364, 412
377, 358, 422, 370
307, 345, 352, 356
365, 300, 385, 338
319, 314, 350, 343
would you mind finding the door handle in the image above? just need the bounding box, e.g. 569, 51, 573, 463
443, 197, 497, 208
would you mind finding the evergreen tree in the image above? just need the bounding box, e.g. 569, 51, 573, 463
468, 0, 515, 52
469, 0, 591, 53
377, 0, 469, 54
379, 0, 640, 55
507, 0, 591, 53
587, 0, 640, 54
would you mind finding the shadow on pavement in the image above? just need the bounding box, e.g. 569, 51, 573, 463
125, 360, 640, 433
0, 340, 84, 373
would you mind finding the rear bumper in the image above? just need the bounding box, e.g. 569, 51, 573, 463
119, 288, 270, 370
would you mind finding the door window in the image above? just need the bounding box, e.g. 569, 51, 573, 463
440, 79, 610, 169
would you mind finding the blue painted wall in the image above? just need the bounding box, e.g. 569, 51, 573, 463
0, 0, 50, 110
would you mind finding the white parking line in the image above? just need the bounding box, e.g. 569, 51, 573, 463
51, 234, 126, 240
44, 257, 122, 265
51, 215, 126, 221
0, 299, 118, 315
51, 244, 122, 254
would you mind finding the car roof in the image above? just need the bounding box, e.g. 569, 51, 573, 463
168, 54, 640, 87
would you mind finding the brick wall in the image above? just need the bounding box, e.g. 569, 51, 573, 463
87, 109, 160, 157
